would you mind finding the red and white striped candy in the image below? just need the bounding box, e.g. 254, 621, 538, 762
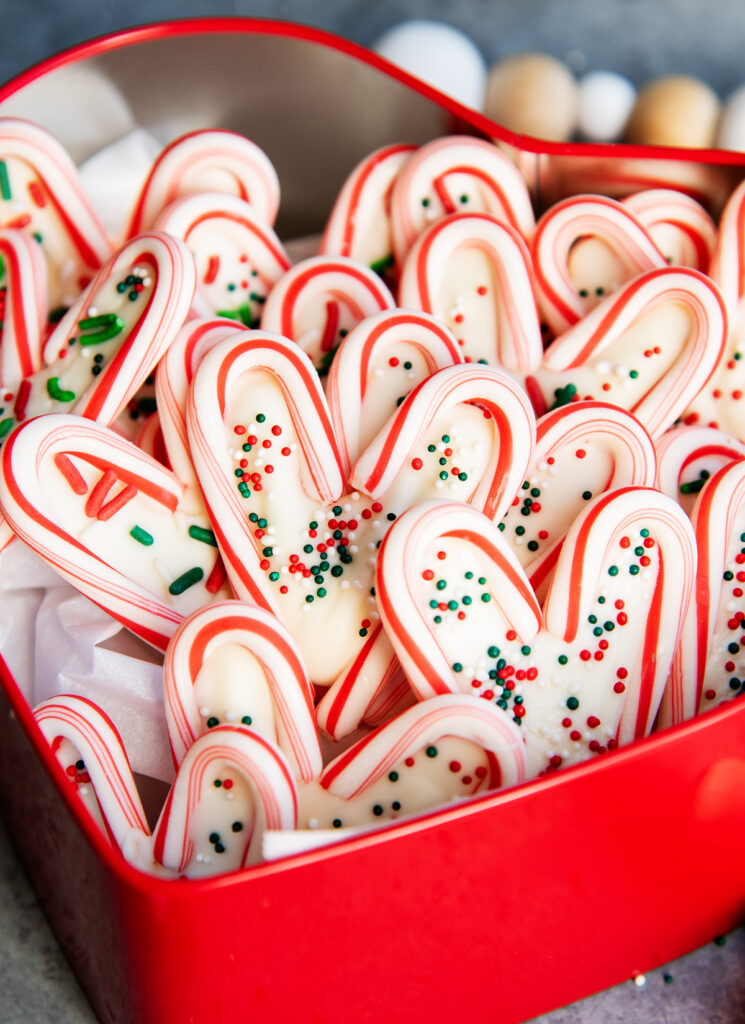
164, 600, 321, 781
621, 188, 716, 272
0, 414, 231, 651
0, 118, 111, 310
259, 255, 395, 372
300, 694, 524, 831
152, 724, 297, 875
501, 401, 657, 597
134, 411, 170, 469
326, 308, 463, 476
661, 459, 745, 726
0, 229, 47, 389
377, 492, 695, 778
319, 142, 416, 275
156, 318, 248, 489
526, 266, 728, 440
707, 177, 745, 320
398, 212, 543, 372
125, 129, 280, 236
531, 194, 669, 336
33, 693, 150, 852
389, 135, 535, 267
655, 425, 745, 518
154, 191, 290, 320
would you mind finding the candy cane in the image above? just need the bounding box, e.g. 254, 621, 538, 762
319, 142, 417, 275
326, 308, 463, 476
0, 414, 230, 650
154, 191, 290, 320
259, 255, 395, 372
125, 129, 280, 236
531, 194, 669, 336
389, 135, 535, 267
0, 229, 46, 388
621, 188, 716, 272
33, 694, 150, 852
526, 266, 728, 440
377, 491, 695, 778
707, 177, 745, 319
156, 317, 247, 488
500, 401, 657, 597
0, 117, 111, 310
661, 458, 745, 727
152, 725, 297, 874
654, 425, 745, 518
398, 212, 543, 372
164, 600, 321, 781
134, 411, 170, 469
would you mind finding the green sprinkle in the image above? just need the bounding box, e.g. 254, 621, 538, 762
168, 567, 204, 595
558, 654, 568, 665
478, 577, 486, 585
441, 435, 450, 443
680, 477, 707, 495
452, 662, 463, 673
129, 525, 153, 546
332, 819, 343, 828
269, 572, 279, 582
629, 564, 640, 575
0, 418, 14, 439
207, 717, 219, 728
425, 746, 438, 758
566, 697, 579, 710
369, 253, 395, 274
608, 565, 619, 576
241, 715, 252, 725
372, 805, 384, 816
629, 369, 639, 379
520, 645, 531, 656
465, 571, 473, 579
47, 376, 76, 402
305, 594, 314, 603
188, 525, 217, 546
488, 646, 500, 658
481, 593, 491, 603
0, 160, 10, 200
388, 771, 399, 782
78, 313, 125, 346
436, 579, 447, 590
582, 490, 592, 500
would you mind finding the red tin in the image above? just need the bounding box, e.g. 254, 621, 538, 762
1, 19, 745, 1024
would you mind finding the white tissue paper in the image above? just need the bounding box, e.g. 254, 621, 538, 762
1, 541, 173, 783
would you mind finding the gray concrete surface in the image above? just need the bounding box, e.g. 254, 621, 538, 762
2, 2, 745, 1021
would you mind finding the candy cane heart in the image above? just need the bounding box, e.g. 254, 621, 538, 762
376, 492, 696, 779
500, 401, 657, 599
319, 142, 417, 277
531, 194, 669, 336
154, 191, 290, 321
33, 694, 150, 853
526, 266, 728, 441
398, 212, 543, 373
0, 118, 111, 311
300, 695, 525, 831
125, 128, 280, 236
156, 318, 249, 489
326, 308, 463, 476
0, 228, 47, 389
621, 188, 716, 272
0, 231, 196, 445
654, 425, 745, 518
152, 725, 297, 875
661, 459, 745, 728
164, 600, 322, 781
259, 255, 395, 373
0, 414, 232, 651
389, 135, 535, 268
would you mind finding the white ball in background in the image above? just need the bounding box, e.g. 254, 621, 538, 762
372, 20, 487, 111
718, 83, 745, 150
577, 70, 637, 143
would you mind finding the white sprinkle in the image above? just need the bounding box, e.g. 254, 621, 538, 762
196, 854, 204, 863
225, 792, 234, 801
351, 492, 360, 501
341, 580, 350, 590
308, 818, 319, 830
87, 306, 98, 317
79, 786, 89, 797
374, 368, 384, 378
633, 974, 646, 988
349, 545, 358, 554
267, 492, 276, 501
200, 707, 210, 717
435, 480, 444, 489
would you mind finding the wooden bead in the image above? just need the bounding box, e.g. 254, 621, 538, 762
625, 75, 720, 148
485, 53, 578, 142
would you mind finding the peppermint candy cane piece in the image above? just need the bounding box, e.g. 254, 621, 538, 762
0, 414, 231, 650
164, 600, 321, 781
0, 229, 47, 389
621, 188, 717, 272
187, 330, 345, 614
300, 695, 524, 831
125, 129, 280, 236
654, 425, 745, 518
707, 178, 745, 320
319, 142, 417, 275
134, 411, 170, 469
156, 318, 248, 489
152, 725, 297, 875
397, 212, 543, 372
326, 308, 463, 476
351, 362, 536, 520
389, 135, 535, 268
0, 118, 111, 310
661, 459, 745, 727
33, 694, 150, 852
500, 401, 657, 597
0, 231, 197, 439
531, 194, 669, 336
377, 492, 695, 778
153, 191, 290, 322
526, 266, 728, 441
259, 255, 395, 373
